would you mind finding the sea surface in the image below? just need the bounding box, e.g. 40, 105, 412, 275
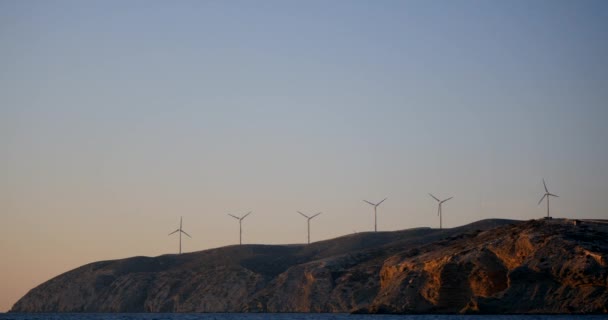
0, 314, 606, 320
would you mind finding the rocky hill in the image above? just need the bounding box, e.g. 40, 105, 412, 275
10, 218, 608, 314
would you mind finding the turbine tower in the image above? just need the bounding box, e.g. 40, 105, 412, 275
538, 179, 559, 218
228, 211, 252, 245
168, 216, 191, 254
363, 197, 387, 232
429, 194, 452, 229
297, 211, 322, 244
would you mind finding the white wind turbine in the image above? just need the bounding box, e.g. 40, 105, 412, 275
168, 216, 191, 254
297, 211, 322, 244
228, 211, 252, 245
363, 197, 387, 232
429, 194, 452, 229
538, 179, 559, 218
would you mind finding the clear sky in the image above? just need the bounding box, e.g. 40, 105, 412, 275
1, 0, 607, 312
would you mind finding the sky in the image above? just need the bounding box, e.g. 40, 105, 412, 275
1, 0, 607, 312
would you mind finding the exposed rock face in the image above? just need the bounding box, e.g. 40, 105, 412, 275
368, 219, 608, 314
10, 219, 608, 314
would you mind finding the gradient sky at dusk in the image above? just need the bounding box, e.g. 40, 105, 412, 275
1, 0, 607, 312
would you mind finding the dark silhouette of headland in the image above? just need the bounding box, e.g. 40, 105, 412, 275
10, 218, 607, 314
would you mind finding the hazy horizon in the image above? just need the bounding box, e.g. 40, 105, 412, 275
1, 0, 607, 312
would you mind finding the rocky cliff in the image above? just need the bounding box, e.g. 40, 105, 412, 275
10, 218, 608, 314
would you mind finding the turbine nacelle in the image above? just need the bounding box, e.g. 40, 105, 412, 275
363, 197, 387, 208
537, 193, 559, 205
297, 211, 322, 220
228, 211, 252, 221
429, 193, 452, 204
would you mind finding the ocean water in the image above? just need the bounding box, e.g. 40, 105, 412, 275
0, 314, 605, 320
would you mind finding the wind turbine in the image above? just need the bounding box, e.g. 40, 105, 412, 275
363, 197, 387, 232
538, 179, 558, 218
168, 216, 191, 254
228, 211, 252, 245
429, 194, 452, 229
297, 211, 322, 244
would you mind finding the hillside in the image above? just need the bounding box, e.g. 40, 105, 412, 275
10, 218, 608, 314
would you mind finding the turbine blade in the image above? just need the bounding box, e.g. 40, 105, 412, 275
297, 211, 309, 218
543, 179, 548, 193
311, 212, 322, 219
181, 230, 192, 238
376, 197, 387, 206
168, 229, 179, 236
538, 194, 546, 205
363, 200, 375, 206
441, 197, 453, 204
228, 214, 240, 220
437, 206, 440, 216
241, 211, 252, 220
429, 193, 440, 202
549, 193, 559, 198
